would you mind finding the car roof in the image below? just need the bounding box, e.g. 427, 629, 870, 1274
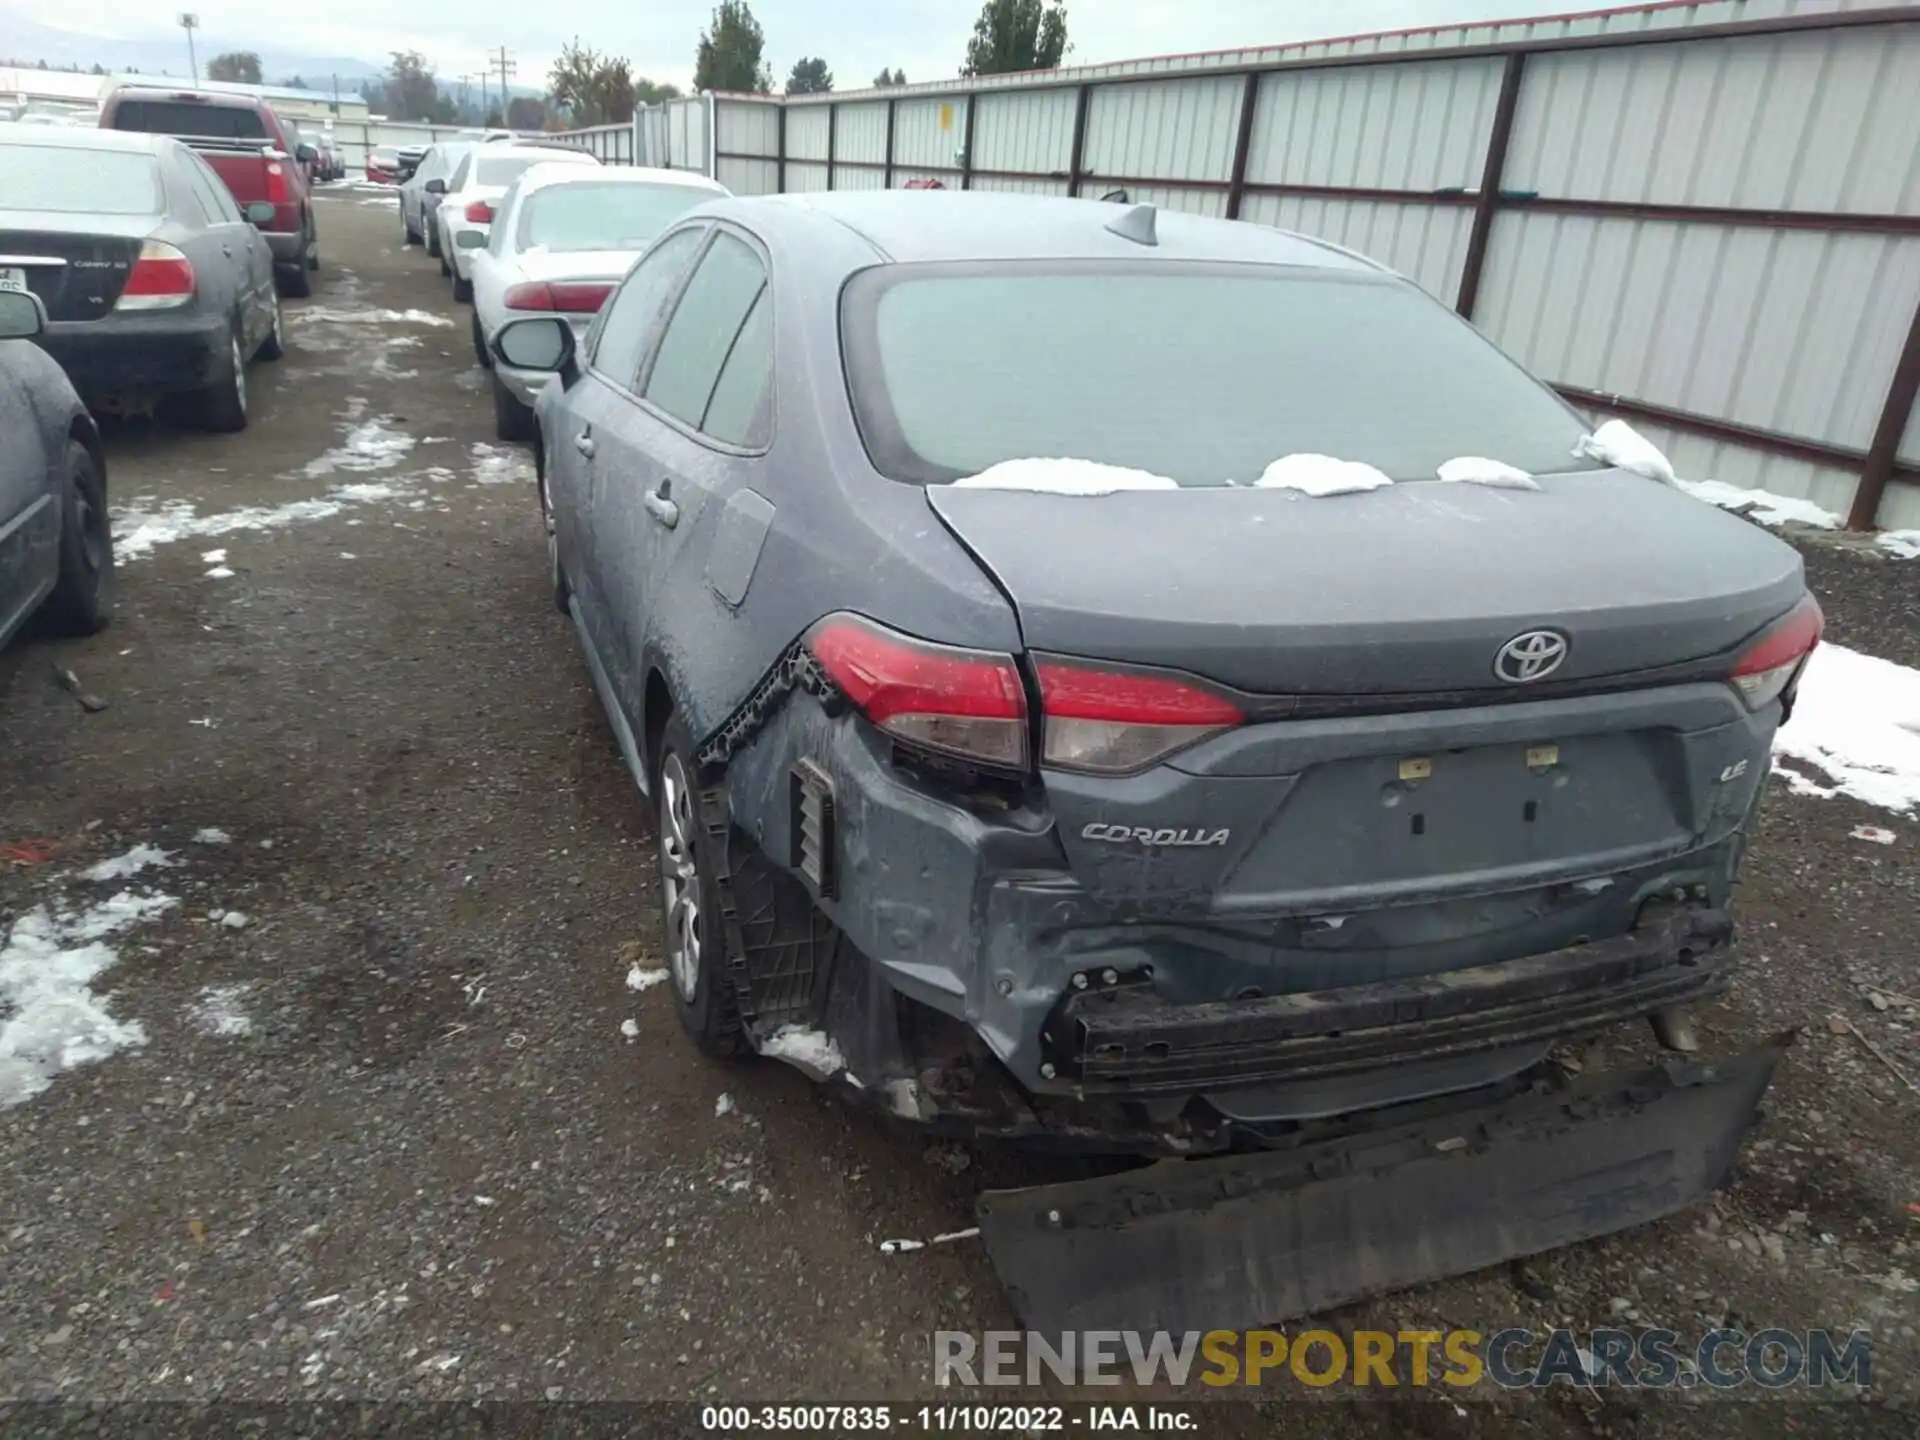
0, 126, 178, 157
109, 85, 265, 109
514, 162, 726, 197
478, 143, 599, 164
716, 190, 1381, 272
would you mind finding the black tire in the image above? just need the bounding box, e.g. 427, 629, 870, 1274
427, 225, 441, 257
42, 440, 113, 636
493, 372, 535, 442
254, 293, 284, 361
472, 309, 493, 370
656, 712, 745, 1059
438, 247, 451, 277
276, 260, 312, 299
452, 270, 472, 304
539, 464, 569, 616
197, 327, 249, 433
402, 207, 421, 245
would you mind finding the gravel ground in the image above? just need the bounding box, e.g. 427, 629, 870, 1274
1, 191, 1916, 1434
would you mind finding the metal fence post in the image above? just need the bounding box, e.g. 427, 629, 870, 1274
884, 97, 897, 189
1850, 299, 1920, 529
960, 96, 977, 190
1455, 51, 1526, 320
776, 103, 788, 195
1066, 84, 1090, 198
1225, 72, 1261, 220
826, 102, 837, 191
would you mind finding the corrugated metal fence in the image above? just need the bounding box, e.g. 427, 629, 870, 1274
573, 0, 1920, 530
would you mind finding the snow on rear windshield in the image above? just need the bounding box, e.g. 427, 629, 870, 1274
0, 143, 160, 214
519, 183, 708, 252
842, 263, 1597, 486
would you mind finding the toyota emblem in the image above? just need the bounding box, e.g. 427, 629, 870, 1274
1494, 630, 1569, 683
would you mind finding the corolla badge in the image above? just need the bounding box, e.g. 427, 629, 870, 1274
1494, 629, 1569, 683
1082, 823, 1231, 848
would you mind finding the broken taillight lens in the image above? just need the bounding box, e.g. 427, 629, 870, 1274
1730, 594, 1823, 711
1037, 659, 1243, 774
805, 614, 1028, 770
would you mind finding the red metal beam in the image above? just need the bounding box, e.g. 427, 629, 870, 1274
1505, 194, 1920, 237
1849, 298, 1920, 530
1457, 52, 1525, 319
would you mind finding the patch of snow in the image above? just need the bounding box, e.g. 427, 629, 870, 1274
303, 418, 416, 478
626, 965, 669, 992
1437, 456, 1540, 491
82, 845, 176, 882
292, 305, 451, 328
1676, 478, 1841, 530
714, 1093, 734, 1118
1, 889, 179, 1107
620, 1018, 640, 1042
1774, 642, 1920, 814
1575, 419, 1676, 485
1255, 454, 1394, 496
761, 1025, 846, 1079
188, 984, 254, 1037
192, 828, 232, 845
200, 548, 227, 564
113, 472, 434, 562
205, 566, 235, 579
220, 911, 249, 931
469, 442, 535, 487
952, 458, 1179, 495
1880, 530, 1920, 561
1851, 825, 1896, 845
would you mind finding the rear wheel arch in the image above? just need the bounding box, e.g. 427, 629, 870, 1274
643, 668, 675, 782
67, 414, 105, 496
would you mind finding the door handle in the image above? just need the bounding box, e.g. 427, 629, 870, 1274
221, 244, 232, 256
573, 431, 595, 458
643, 487, 680, 528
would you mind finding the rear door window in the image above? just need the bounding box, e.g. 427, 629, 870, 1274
642, 232, 766, 431
589, 226, 707, 390
111, 99, 267, 139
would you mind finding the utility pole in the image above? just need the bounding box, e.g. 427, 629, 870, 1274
491, 45, 515, 122
178, 13, 199, 83
479, 70, 490, 122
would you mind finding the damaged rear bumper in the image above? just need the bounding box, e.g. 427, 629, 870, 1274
976, 1042, 1783, 1332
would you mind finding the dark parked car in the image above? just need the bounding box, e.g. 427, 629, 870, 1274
499, 192, 1821, 1332
0, 128, 283, 431
0, 291, 112, 649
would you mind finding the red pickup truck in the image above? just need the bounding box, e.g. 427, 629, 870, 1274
99, 86, 320, 297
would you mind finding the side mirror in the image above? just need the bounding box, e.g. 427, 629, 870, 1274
425, 178, 446, 194
244, 200, 276, 226
492, 316, 576, 380
456, 229, 486, 249
296, 143, 317, 163
0, 288, 47, 339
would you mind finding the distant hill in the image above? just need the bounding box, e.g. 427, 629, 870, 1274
2, 9, 385, 87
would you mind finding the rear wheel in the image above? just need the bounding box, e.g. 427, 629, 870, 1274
402, 205, 421, 245
276, 259, 312, 299
42, 440, 113, 635
197, 328, 249, 433
471, 309, 492, 370
540, 468, 568, 616
656, 714, 744, 1059
492, 372, 535, 442
452, 268, 472, 303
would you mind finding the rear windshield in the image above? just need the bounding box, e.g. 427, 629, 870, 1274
110, 99, 267, 140
841, 262, 1596, 486
0, 142, 160, 213
476, 152, 588, 187
517, 182, 709, 252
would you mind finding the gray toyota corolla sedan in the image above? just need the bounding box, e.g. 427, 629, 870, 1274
495, 191, 1822, 1331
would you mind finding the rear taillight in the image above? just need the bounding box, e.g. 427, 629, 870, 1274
1730, 595, 1823, 711
115, 240, 195, 311
465, 200, 494, 223
1037, 659, 1243, 774
805, 614, 1028, 770
264, 160, 290, 203
503, 281, 614, 313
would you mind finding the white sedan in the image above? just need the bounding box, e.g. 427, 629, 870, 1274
436, 142, 600, 302
468, 163, 729, 440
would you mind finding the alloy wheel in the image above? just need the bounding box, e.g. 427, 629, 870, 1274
231, 335, 246, 415
659, 753, 703, 1005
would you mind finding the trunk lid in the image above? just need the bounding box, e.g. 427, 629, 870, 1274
927, 472, 1800, 917
516, 250, 635, 285
0, 214, 152, 321
926, 472, 1804, 696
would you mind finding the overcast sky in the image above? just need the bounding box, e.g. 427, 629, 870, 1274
5, 1, 1611, 90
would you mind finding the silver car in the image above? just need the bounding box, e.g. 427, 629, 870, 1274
469, 162, 727, 439
398, 142, 471, 259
